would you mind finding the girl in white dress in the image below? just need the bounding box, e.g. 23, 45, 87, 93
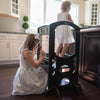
12, 34, 48, 95
56, 0, 75, 57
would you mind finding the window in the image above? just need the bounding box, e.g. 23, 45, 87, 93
12, 0, 19, 15
69, 4, 79, 25
29, 0, 79, 32
29, 0, 44, 31
91, 4, 98, 25
46, 0, 61, 24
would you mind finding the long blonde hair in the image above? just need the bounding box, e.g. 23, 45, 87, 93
20, 34, 37, 52
61, 0, 71, 12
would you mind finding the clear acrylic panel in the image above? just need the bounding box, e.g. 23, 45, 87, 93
55, 25, 76, 57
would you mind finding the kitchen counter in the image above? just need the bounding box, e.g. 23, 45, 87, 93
80, 26, 100, 33
0, 31, 29, 34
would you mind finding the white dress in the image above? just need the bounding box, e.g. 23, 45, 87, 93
55, 12, 75, 43
12, 49, 48, 95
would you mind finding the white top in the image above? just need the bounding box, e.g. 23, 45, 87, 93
55, 12, 75, 43
12, 48, 48, 95
57, 12, 69, 21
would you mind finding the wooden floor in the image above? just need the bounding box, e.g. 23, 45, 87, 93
0, 66, 100, 100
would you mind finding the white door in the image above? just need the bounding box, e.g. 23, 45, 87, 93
10, 40, 23, 60
0, 40, 9, 61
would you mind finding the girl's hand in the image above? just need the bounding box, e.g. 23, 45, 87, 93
68, 14, 74, 23
40, 50, 45, 57
33, 45, 39, 53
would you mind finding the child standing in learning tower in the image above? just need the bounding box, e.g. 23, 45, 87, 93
56, 0, 75, 57
12, 34, 48, 95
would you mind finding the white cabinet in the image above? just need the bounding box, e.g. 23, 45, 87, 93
0, 0, 20, 18
0, 34, 9, 61
85, 0, 100, 26
10, 34, 27, 60
10, 40, 23, 60
0, 40, 9, 61
0, 33, 27, 61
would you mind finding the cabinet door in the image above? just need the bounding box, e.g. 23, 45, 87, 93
10, 40, 23, 60
0, 40, 9, 61
85, 1, 100, 26
90, 3, 99, 25
11, 0, 20, 18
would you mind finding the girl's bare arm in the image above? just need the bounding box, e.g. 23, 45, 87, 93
23, 50, 44, 69
68, 14, 74, 23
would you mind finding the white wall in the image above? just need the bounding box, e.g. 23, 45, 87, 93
71, 0, 85, 25
20, 0, 29, 20
0, 0, 29, 33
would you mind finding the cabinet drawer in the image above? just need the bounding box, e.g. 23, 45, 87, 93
10, 34, 27, 40
0, 34, 9, 39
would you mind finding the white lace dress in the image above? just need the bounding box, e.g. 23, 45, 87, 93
12, 49, 48, 95
55, 12, 75, 43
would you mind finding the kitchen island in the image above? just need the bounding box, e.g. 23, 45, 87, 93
79, 26, 100, 87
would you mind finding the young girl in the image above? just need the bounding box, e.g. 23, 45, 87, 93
12, 34, 48, 95
56, 0, 75, 57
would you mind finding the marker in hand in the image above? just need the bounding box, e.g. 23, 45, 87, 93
37, 45, 42, 54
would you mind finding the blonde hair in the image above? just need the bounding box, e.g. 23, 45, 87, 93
61, 0, 71, 12
20, 34, 37, 52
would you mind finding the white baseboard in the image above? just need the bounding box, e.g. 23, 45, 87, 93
0, 60, 19, 65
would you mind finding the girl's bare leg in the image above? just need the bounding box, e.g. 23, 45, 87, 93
61, 43, 69, 57
56, 43, 63, 56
